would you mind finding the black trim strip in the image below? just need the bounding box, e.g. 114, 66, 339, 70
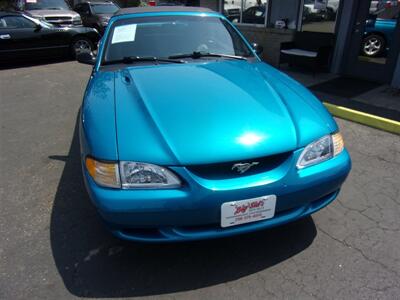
313, 91, 400, 122
0, 45, 69, 53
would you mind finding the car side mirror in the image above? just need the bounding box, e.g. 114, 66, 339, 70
76, 51, 96, 65
252, 43, 263, 55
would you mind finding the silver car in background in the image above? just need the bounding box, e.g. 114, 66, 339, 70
23, 0, 83, 26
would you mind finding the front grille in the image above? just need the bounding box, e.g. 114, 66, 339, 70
187, 152, 292, 180
44, 16, 73, 25
44, 16, 71, 20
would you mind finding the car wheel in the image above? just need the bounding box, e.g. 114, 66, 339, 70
71, 37, 94, 58
361, 35, 385, 57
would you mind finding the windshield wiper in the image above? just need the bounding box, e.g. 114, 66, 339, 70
168, 52, 247, 60
104, 56, 185, 65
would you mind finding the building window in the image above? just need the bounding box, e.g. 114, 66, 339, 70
224, 0, 302, 29
301, 0, 341, 33
269, 0, 300, 29
224, 0, 269, 26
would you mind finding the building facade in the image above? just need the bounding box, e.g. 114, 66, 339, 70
147, 0, 400, 88
70, 0, 399, 87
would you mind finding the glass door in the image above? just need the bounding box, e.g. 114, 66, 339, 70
344, 0, 400, 83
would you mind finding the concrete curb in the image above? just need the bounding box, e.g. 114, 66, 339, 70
323, 102, 400, 135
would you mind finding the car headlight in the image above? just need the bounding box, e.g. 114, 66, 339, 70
86, 157, 120, 188
120, 162, 181, 189
73, 15, 82, 25
296, 133, 344, 169
86, 158, 181, 189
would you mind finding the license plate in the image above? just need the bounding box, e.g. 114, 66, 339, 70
221, 195, 276, 228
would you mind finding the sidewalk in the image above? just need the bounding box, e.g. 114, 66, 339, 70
280, 65, 400, 134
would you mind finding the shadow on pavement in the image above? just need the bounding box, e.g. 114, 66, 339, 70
50, 118, 317, 298
0, 57, 72, 70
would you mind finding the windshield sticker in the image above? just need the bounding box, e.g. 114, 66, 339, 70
26, 0, 37, 3
111, 24, 137, 44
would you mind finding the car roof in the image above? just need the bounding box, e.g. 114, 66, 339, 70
0, 11, 23, 17
114, 6, 214, 16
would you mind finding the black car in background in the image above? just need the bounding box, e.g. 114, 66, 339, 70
242, 5, 266, 24
74, 1, 119, 34
0, 11, 100, 63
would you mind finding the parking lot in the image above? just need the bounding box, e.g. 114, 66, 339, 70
0, 61, 399, 299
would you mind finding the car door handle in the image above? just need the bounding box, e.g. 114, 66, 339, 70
0, 34, 11, 39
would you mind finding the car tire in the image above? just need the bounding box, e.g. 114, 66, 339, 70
361, 34, 385, 57
71, 37, 95, 58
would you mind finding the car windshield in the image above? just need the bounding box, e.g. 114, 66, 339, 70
91, 3, 119, 14
103, 15, 253, 64
25, 0, 71, 10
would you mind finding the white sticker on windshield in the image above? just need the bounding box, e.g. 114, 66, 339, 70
26, 0, 37, 3
111, 24, 137, 44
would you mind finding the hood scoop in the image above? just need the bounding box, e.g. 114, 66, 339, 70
121, 70, 132, 85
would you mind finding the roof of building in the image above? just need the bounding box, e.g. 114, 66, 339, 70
114, 6, 214, 16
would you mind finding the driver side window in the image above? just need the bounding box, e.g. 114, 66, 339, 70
245, 8, 256, 18
2, 16, 36, 29
255, 9, 264, 17
82, 4, 91, 15
0, 18, 7, 28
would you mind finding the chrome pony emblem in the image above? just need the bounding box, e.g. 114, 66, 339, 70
232, 162, 259, 174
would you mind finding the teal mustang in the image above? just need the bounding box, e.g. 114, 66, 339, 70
77, 7, 351, 242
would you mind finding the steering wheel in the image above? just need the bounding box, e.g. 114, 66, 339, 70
196, 44, 209, 52
196, 39, 232, 53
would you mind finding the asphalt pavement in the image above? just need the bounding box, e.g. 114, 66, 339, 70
0, 61, 399, 300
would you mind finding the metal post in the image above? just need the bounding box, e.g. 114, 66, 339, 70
240, 0, 244, 23
264, 0, 271, 27
297, 0, 305, 31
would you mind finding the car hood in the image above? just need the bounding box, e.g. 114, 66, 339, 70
112, 60, 336, 165
26, 9, 80, 18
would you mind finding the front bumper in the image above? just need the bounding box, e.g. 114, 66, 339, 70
82, 148, 351, 242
